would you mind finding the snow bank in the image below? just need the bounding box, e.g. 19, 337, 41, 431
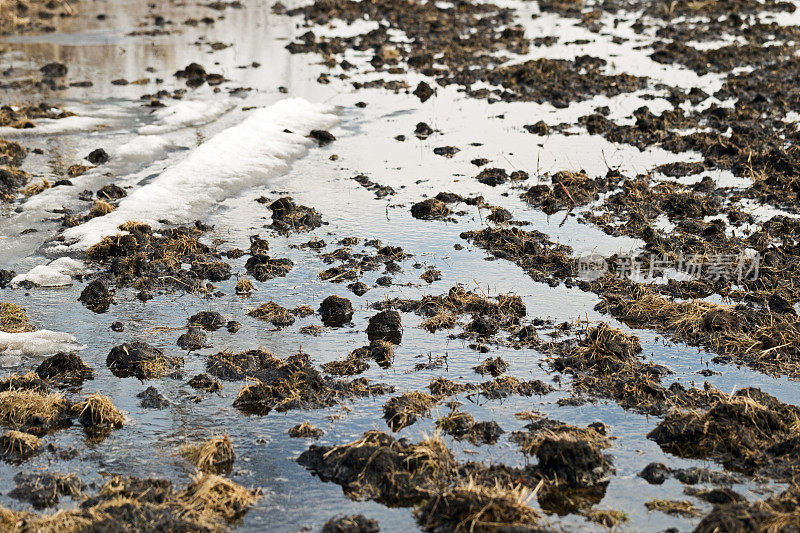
62, 98, 338, 250
0, 330, 85, 357
0, 116, 108, 137
111, 135, 177, 167
138, 100, 234, 135
10, 257, 85, 287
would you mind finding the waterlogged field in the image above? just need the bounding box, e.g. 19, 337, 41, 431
1, 0, 800, 531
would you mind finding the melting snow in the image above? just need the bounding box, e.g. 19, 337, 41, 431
61, 98, 339, 250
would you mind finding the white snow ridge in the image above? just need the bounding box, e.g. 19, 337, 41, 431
137, 99, 234, 135
0, 330, 85, 360
11, 257, 85, 287
61, 98, 339, 250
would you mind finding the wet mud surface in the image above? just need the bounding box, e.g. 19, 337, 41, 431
2, 0, 800, 531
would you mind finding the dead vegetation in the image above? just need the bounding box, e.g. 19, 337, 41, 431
223, 351, 391, 415
180, 435, 235, 474
0, 387, 70, 434
596, 277, 800, 378
0, 430, 40, 463
436, 410, 505, 445
648, 387, 800, 481
383, 392, 436, 431
0, 471, 261, 531
298, 431, 456, 505
415, 479, 540, 532
645, 498, 701, 518
247, 301, 296, 327
0, 302, 34, 333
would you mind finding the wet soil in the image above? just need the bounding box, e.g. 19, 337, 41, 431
3, 0, 800, 530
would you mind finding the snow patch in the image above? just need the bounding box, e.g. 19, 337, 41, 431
61, 98, 339, 250
11, 257, 85, 287
0, 116, 108, 137
138, 100, 234, 135
0, 330, 85, 358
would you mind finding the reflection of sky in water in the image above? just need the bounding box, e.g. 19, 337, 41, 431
0, 0, 792, 530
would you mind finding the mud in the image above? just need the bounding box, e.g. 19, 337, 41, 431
106, 341, 183, 380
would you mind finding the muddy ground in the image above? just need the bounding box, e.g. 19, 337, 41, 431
2, 0, 800, 531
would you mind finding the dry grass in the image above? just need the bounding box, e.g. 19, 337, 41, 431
23, 178, 50, 197
645, 498, 701, 518
235, 278, 254, 295
383, 392, 436, 431
512, 422, 611, 456
180, 434, 235, 474
405, 433, 456, 479
88, 199, 115, 218
0, 471, 261, 532
583, 508, 629, 528
178, 472, 261, 524
598, 278, 800, 376
0, 302, 34, 333
247, 301, 294, 324
436, 410, 474, 435
118, 220, 151, 232
428, 377, 475, 397
0, 430, 40, 462
0, 388, 68, 429
415, 478, 540, 532
72, 393, 125, 428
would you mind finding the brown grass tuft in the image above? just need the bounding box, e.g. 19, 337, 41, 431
88, 199, 115, 218
0, 388, 69, 430
0, 430, 40, 462
178, 472, 261, 524
180, 434, 235, 474
415, 478, 540, 532
0, 302, 34, 333
72, 393, 125, 429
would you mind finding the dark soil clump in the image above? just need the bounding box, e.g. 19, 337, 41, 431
268, 197, 324, 233
137, 386, 170, 409
319, 295, 354, 327
106, 342, 183, 380
36, 352, 94, 388
367, 310, 402, 344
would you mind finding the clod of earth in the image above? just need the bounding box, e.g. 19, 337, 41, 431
648, 387, 800, 481
268, 197, 324, 233
247, 301, 296, 327
0, 472, 260, 530
107, 341, 183, 380
472, 356, 508, 377
289, 421, 324, 439
383, 392, 436, 431
0, 302, 34, 333
177, 327, 208, 351
137, 386, 170, 409
188, 373, 223, 393
367, 310, 402, 344
78, 278, 114, 313
36, 352, 94, 388
414, 479, 541, 533
9, 472, 83, 509
188, 311, 227, 331
436, 410, 505, 445
72, 393, 125, 431
0, 386, 71, 434
215, 351, 391, 415
319, 295, 354, 327
245, 254, 294, 281
86, 148, 109, 165
411, 198, 453, 221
